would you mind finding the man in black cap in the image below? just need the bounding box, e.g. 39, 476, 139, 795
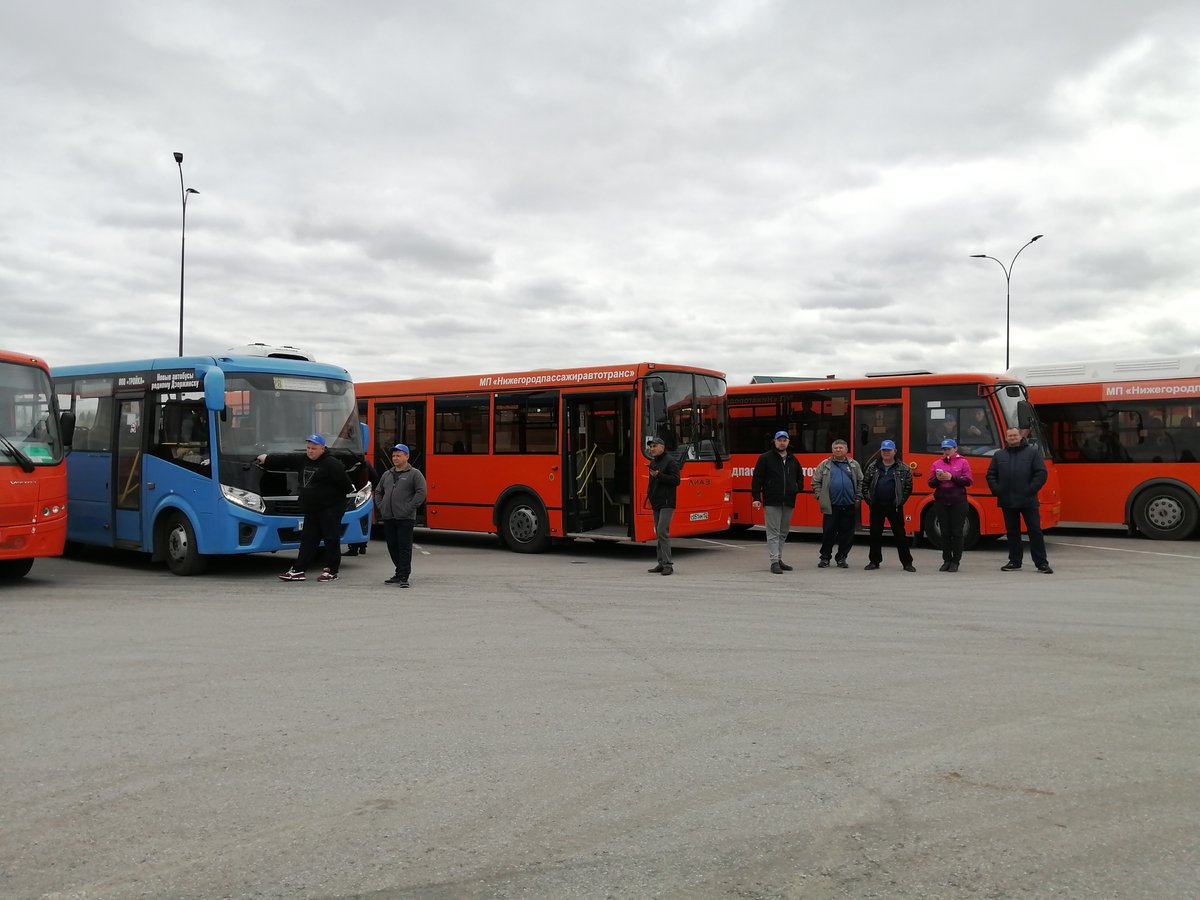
645, 435, 680, 576
751, 430, 802, 574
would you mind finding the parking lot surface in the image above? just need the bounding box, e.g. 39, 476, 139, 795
2, 529, 1198, 899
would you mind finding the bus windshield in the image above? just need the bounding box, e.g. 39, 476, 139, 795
218, 373, 362, 460
0, 361, 63, 466
644, 371, 728, 460
995, 382, 1050, 455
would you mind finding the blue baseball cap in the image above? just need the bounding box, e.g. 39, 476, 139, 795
880, 439, 896, 451
391, 443, 410, 455
773, 431, 790, 440
941, 438, 957, 449
305, 434, 327, 446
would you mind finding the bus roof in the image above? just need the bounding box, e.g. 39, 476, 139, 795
0, 349, 51, 371
1008, 356, 1200, 385
357, 362, 726, 397
730, 371, 1018, 394
52, 354, 352, 381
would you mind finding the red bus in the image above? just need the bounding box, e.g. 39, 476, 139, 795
356, 363, 732, 552
0, 350, 74, 579
1009, 357, 1200, 540
726, 372, 1060, 548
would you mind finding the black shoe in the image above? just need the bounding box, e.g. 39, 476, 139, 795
344, 546, 359, 557
939, 561, 951, 572
835, 559, 848, 569
947, 561, 960, 573
864, 562, 880, 570
648, 564, 664, 573
384, 574, 402, 584
778, 561, 794, 571
818, 559, 830, 568
770, 562, 783, 574
903, 564, 916, 572
1037, 564, 1054, 575
1001, 562, 1022, 571
399, 578, 410, 588
660, 566, 673, 576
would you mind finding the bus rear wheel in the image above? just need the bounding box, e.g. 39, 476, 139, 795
0, 558, 34, 580
500, 495, 550, 553
162, 512, 208, 575
1132, 486, 1199, 540
922, 506, 981, 551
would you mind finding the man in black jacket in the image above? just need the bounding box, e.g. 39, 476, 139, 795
860, 440, 916, 572
259, 434, 353, 583
645, 435, 681, 576
751, 430, 803, 574
986, 427, 1053, 574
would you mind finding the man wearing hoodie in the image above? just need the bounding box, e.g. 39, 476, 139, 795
373, 443, 428, 588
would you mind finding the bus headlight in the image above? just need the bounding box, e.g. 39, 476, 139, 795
221, 484, 266, 513
352, 482, 373, 509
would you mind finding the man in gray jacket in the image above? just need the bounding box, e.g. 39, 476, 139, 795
373, 443, 428, 588
811, 439, 864, 568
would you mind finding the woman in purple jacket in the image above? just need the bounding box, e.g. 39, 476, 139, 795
928, 438, 973, 572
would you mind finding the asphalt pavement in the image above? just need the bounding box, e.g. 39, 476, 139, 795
2, 528, 1198, 899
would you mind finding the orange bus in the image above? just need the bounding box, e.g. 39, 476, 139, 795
1009, 356, 1200, 540
1, 349, 74, 579
356, 363, 732, 551
726, 372, 1060, 548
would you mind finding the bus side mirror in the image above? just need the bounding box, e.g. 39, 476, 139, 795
60, 410, 76, 447
360, 422, 370, 451
1017, 400, 1035, 429
204, 368, 226, 412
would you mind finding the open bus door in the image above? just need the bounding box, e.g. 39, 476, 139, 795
563, 395, 633, 538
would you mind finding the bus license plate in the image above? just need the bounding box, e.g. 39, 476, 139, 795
689, 512, 709, 522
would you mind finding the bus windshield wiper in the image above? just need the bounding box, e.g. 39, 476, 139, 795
0, 434, 36, 473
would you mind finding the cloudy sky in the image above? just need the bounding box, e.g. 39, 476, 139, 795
3, 1, 1199, 384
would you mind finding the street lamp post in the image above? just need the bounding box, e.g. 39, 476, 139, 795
970, 234, 1043, 371
173, 152, 199, 357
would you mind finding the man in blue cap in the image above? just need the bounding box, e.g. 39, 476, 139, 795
751, 430, 803, 574
860, 439, 916, 571
259, 434, 353, 582
373, 443, 428, 587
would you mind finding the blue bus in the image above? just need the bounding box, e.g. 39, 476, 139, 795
52, 354, 373, 575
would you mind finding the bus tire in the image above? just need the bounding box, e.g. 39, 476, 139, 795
922, 505, 981, 551
161, 512, 208, 576
499, 495, 550, 553
1132, 485, 1199, 540
0, 558, 35, 579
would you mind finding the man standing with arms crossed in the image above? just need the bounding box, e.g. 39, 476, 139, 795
987, 426, 1053, 574
861, 439, 916, 572
751, 430, 803, 574
645, 435, 681, 576
812, 439, 863, 568
374, 443, 428, 588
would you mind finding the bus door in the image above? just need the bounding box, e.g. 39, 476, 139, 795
113, 394, 146, 548
853, 402, 903, 526
373, 401, 427, 525
564, 395, 632, 535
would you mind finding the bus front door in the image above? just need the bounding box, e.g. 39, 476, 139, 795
564, 395, 632, 536
853, 403, 903, 526
373, 401, 427, 526
113, 395, 146, 548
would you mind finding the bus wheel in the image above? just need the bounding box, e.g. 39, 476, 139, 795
922, 506, 981, 550
1132, 486, 1199, 540
500, 495, 550, 553
0, 558, 34, 580
162, 513, 208, 575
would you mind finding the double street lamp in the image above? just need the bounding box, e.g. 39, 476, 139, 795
173, 152, 199, 357
970, 234, 1043, 371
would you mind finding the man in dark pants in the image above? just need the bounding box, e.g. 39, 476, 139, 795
645, 435, 681, 576
811, 439, 863, 568
751, 430, 803, 574
987, 426, 1053, 574
928, 438, 973, 572
861, 439, 916, 572
260, 434, 352, 583
373, 443, 428, 588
